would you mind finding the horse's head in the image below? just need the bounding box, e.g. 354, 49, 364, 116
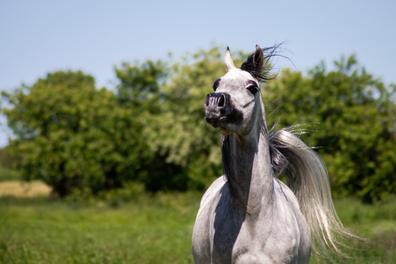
205, 45, 267, 135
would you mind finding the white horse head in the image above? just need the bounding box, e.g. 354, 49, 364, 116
204, 45, 266, 135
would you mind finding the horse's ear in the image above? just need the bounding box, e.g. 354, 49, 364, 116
241, 45, 264, 79
224, 47, 236, 71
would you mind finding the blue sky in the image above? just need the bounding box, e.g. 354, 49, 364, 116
0, 0, 395, 146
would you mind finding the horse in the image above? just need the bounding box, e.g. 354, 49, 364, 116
192, 45, 352, 263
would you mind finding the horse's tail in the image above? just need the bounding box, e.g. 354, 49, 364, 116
268, 127, 354, 255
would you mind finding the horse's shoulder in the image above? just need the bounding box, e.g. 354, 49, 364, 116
199, 175, 226, 209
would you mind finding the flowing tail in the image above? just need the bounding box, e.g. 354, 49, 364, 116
268, 127, 354, 255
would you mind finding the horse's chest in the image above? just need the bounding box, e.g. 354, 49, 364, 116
198, 198, 299, 263
213, 215, 298, 263
211, 210, 277, 263
193, 182, 304, 263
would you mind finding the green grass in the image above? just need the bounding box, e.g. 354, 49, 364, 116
0, 193, 199, 264
310, 197, 396, 264
0, 193, 395, 264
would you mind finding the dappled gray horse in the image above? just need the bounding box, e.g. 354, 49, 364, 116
192, 46, 350, 263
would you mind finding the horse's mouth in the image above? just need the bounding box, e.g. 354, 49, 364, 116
205, 108, 243, 128
205, 116, 223, 127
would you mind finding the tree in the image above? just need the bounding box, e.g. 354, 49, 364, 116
1, 71, 143, 196
264, 56, 396, 202
114, 60, 189, 191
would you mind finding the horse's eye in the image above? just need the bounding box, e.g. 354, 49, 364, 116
213, 79, 221, 91
246, 84, 259, 95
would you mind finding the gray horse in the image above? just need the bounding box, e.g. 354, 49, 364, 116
192, 46, 351, 263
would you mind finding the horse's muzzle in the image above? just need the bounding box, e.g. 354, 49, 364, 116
204, 92, 232, 127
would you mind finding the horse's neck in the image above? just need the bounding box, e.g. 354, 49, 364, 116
222, 122, 274, 215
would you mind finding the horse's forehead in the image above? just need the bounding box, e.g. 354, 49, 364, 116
222, 69, 254, 83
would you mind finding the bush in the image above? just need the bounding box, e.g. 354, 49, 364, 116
2, 71, 145, 196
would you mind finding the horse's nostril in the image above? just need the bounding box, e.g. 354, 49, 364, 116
218, 94, 225, 107
205, 92, 228, 110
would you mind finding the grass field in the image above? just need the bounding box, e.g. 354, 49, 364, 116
0, 182, 395, 263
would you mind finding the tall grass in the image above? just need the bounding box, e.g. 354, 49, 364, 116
0, 193, 395, 263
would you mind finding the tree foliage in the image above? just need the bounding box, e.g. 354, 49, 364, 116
1, 48, 395, 202
143, 48, 228, 189
2, 71, 144, 196
264, 56, 396, 202
114, 59, 187, 191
